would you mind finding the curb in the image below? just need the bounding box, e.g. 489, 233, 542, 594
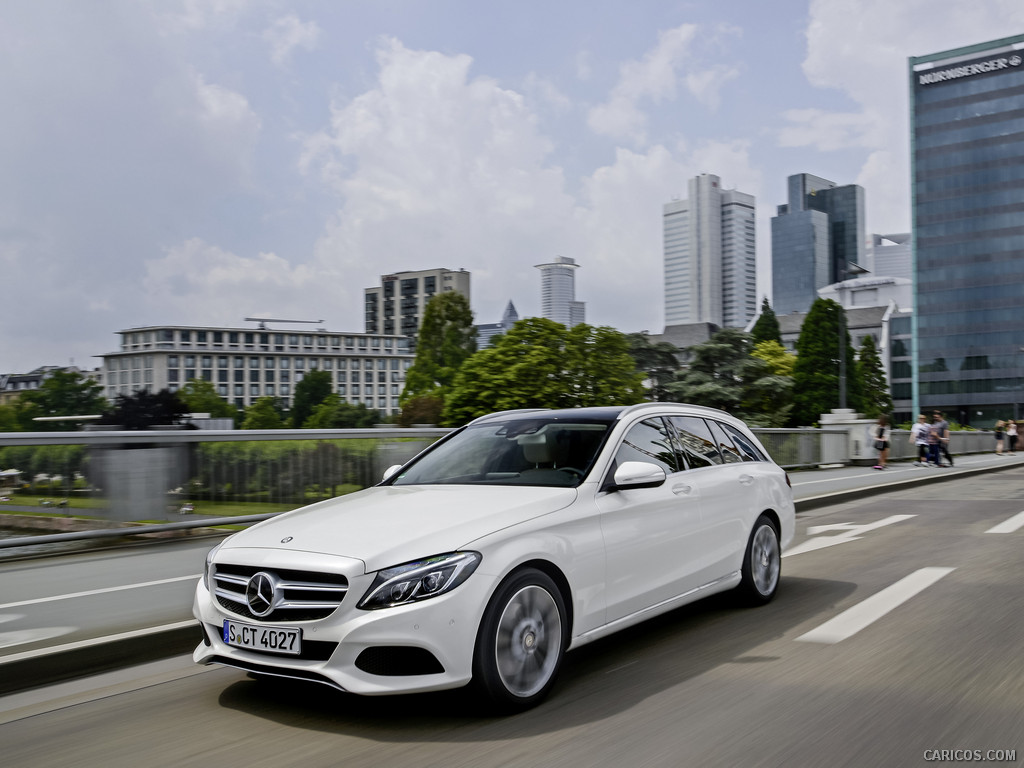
0, 623, 202, 697
795, 458, 1022, 512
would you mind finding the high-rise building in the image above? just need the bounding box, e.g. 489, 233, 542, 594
663, 174, 756, 329
909, 34, 1024, 424
364, 268, 471, 342
771, 173, 866, 316
535, 256, 585, 327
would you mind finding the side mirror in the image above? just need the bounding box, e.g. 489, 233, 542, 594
612, 461, 667, 490
382, 464, 403, 482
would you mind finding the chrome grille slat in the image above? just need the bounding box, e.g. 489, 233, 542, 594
213, 563, 349, 622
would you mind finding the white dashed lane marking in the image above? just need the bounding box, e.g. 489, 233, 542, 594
986, 510, 1024, 534
795, 567, 955, 645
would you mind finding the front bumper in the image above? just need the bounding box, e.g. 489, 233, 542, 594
192, 553, 499, 696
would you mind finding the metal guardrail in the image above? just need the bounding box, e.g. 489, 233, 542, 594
0, 425, 999, 550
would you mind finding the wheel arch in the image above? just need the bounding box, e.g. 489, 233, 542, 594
489, 559, 574, 646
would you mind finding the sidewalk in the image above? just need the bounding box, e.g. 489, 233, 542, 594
791, 450, 1023, 510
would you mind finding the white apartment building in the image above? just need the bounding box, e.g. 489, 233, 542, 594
664, 174, 756, 329
98, 325, 414, 416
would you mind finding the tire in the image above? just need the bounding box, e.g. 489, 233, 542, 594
472, 568, 567, 712
738, 514, 781, 605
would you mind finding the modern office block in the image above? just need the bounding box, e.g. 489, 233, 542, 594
99, 325, 414, 416
771, 173, 865, 316
535, 256, 585, 327
476, 301, 520, 347
910, 33, 1024, 423
663, 174, 756, 329
364, 268, 471, 341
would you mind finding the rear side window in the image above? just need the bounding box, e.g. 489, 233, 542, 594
707, 420, 744, 464
719, 422, 766, 462
667, 416, 719, 468
614, 418, 678, 475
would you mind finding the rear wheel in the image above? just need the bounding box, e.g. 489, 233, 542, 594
472, 568, 566, 712
738, 515, 780, 605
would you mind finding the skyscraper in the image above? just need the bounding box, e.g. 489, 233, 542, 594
771, 173, 866, 316
535, 256, 585, 327
663, 174, 756, 329
909, 33, 1024, 423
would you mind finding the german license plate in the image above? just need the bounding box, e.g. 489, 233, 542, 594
223, 620, 302, 655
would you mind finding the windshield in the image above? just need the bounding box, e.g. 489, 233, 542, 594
391, 418, 612, 487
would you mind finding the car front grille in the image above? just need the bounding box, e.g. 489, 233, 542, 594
214, 563, 349, 622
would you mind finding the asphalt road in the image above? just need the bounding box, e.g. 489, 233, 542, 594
1, 468, 1022, 767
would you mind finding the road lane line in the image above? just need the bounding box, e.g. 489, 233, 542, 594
0, 620, 197, 665
795, 567, 955, 644
986, 510, 1024, 533
0, 575, 201, 610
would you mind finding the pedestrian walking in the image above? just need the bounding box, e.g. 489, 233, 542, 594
932, 411, 953, 467
910, 414, 931, 466
1007, 420, 1018, 455
995, 420, 1006, 455
872, 416, 891, 470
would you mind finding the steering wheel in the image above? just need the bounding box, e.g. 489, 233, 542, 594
557, 467, 584, 480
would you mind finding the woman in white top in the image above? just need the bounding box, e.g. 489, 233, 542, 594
909, 414, 931, 466
1007, 420, 1018, 455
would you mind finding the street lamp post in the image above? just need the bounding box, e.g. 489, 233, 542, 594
837, 263, 869, 411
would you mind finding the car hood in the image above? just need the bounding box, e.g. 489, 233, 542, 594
219, 484, 578, 572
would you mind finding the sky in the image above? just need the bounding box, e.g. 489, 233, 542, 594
2, 0, 1023, 373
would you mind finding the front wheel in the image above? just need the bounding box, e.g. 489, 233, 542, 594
738, 515, 781, 605
472, 568, 567, 712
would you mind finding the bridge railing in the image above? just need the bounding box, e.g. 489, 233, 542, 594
0, 425, 999, 537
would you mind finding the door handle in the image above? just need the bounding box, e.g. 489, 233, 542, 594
672, 483, 692, 495
738, 475, 754, 486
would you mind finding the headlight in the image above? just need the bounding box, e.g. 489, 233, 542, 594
203, 541, 223, 591
357, 552, 481, 610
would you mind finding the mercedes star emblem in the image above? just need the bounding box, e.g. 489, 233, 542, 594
246, 571, 276, 617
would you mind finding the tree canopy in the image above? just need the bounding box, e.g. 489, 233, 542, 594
242, 397, 287, 429
750, 297, 782, 346
290, 369, 333, 428
401, 292, 477, 404
303, 394, 381, 428
855, 335, 893, 419
179, 378, 236, 419
790, 298, 864, 426
442, 318, 645, 426
625, 333, 680, 401
666, 328, 792, 426
97, 389, 190, 430
15, 369, 107, 430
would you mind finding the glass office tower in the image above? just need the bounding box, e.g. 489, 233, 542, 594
910, 34, 1024, 424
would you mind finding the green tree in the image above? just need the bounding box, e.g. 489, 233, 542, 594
97, 389, 189, 430
303, 394, 381, 428
790, 298, 864, 426
397, 394, 445, 427
401, 292, 477, 405
666, 329, 793, 426
17, 369, 107, 430
625, 333, 680, 401
750, 297, 782, 346
291, 369, 333, 428
855, 335, 893, 419
751, 339, 795, 377
0, 404, 20, 432
442, 318, 645, 426
179, 379, 237, 419
242, 397, 287, 429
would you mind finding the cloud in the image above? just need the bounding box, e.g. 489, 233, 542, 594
191, 73, 262, 178
587, 25, 697, 144
142, 239, 321, 325
264, 14, 321, 66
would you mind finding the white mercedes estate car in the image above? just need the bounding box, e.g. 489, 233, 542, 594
193, 403, 795, 710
